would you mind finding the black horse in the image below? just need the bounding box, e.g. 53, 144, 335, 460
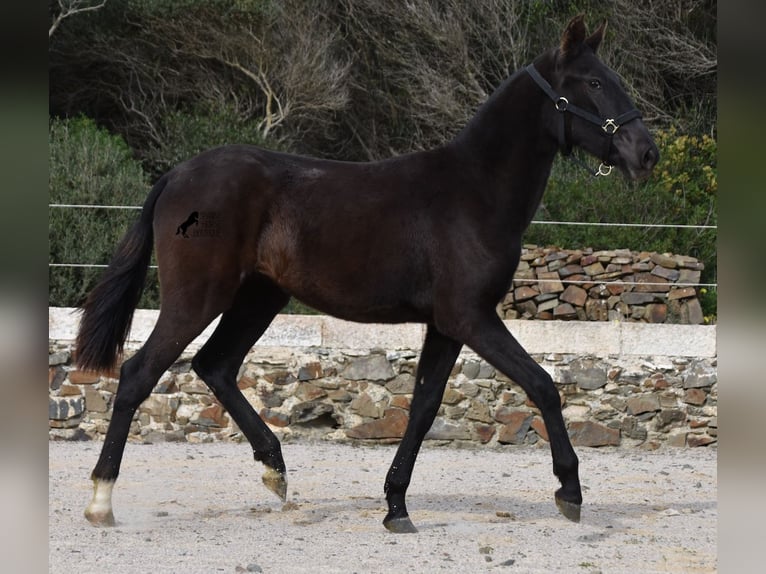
76, 15, 658, 532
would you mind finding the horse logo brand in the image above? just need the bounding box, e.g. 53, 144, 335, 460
175, 211, 199, 237
175, 211, 221, 238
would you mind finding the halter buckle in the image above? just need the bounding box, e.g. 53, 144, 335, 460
602, 119, 619, 134
555, 97, 569, 112
596, 163, 613, 177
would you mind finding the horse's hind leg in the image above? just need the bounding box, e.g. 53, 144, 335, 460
191, 275, 290, 500
84, 308, 218, 526
383, 325, 463, 533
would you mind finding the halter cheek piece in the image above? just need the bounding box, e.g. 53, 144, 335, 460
525, 64, 642, 177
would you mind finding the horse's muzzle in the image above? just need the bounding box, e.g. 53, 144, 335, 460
613, 125, 660, 181
630, 140, 660, 181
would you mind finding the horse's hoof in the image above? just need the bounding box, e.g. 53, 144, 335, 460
555, 495, 581, 523
383, 516, 419, 534
262, 467, 287, 501
84, 507, 115, 527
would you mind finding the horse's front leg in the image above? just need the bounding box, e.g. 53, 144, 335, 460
383, 325, 462, 533
444, 310, 582, 522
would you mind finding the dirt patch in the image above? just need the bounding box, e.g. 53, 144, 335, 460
49, 441, 716, 573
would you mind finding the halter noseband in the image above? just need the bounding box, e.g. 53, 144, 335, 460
525, 64, 642, 177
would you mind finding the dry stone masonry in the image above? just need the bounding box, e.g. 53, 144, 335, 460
499, 245, 707, 324
49, 309, 717, 451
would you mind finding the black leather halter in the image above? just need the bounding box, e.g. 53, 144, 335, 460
525, 64, 642, 176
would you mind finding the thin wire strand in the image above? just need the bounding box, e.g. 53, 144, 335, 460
49, 204, 143, 210
47, 204, 718, 230
530, 220, 717, 230
49, 263, 159, 269
48, 205, 717, 287
513, 277, 717, 288
47, 264, 716, 287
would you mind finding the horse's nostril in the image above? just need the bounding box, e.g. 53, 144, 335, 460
642, 146, 658, 169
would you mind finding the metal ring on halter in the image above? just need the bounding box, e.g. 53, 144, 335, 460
602, 119, 619, 134
555, 97, 569, 112
596, 163, 613, 176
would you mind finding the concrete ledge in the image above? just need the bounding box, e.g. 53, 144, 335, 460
509, 320, 621, 356
261, 315, 323, 347
619, 322, 716, 358
321, 316, 425, 350
49, 307, 716, 358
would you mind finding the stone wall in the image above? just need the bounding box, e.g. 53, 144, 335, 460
49, 309, 717, 450
499, 246, 708, 324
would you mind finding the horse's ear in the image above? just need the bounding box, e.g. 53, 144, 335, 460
560, 14, 587, 56
585, 20, 607, 54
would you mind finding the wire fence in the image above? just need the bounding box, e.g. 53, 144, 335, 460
48, 204, 718, 289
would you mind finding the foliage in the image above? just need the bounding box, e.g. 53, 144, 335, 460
49, 0, 716, 158
607, 0, 717, 134
49, 0, 349, 164
48, 116, 159, 307
144, 103, 274, 177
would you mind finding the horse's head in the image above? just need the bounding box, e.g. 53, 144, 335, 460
535, 15, 659, 180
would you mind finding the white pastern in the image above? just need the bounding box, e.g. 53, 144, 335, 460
84, 479, 116, 526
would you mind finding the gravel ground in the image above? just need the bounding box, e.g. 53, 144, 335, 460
49, 441, 716, 574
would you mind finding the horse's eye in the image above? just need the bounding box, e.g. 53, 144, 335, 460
589, 79, 602, 90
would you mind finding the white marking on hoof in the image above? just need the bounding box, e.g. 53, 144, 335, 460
84, 479, 116, 526
262, 467, 287, 501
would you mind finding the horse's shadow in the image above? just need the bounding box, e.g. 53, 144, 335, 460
237, 490, 716, 535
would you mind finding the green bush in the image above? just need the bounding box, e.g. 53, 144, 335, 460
48, 114, 309, 313
49, 116, 159, 307
526, 128, 717, 319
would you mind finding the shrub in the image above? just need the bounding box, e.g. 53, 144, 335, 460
143, 103, 275, 178
49, 114, 314, 313
49, 116, 159, 307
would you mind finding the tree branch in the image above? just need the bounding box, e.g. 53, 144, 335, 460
49, 0, 107, 38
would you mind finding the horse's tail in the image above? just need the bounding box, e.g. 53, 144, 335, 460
75, 175, 168, 373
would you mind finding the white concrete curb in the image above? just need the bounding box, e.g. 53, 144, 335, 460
49, 307, 716, 358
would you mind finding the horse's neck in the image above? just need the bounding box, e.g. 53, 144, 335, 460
452, 61, 558, 230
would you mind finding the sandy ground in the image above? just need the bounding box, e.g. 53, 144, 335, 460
49, 441, 716, 573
